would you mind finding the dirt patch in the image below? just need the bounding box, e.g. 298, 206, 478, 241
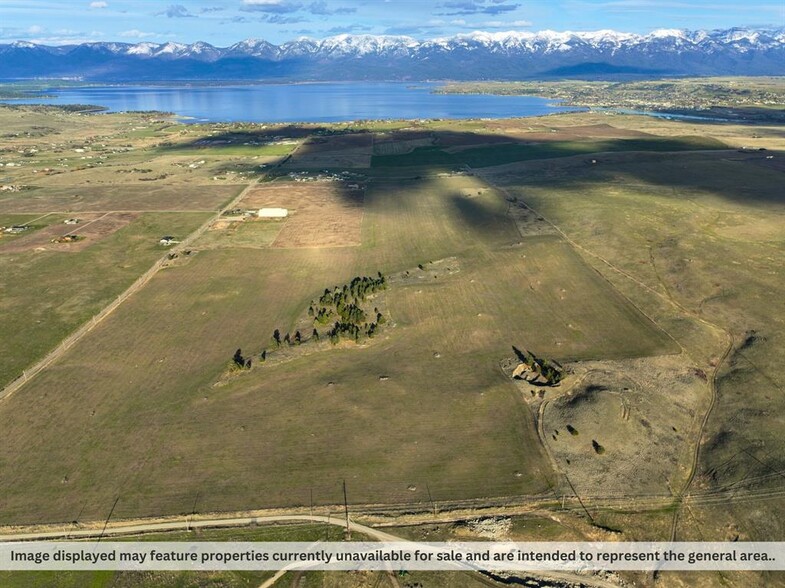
0, 212, 138, 253
241, 182, 364, 248
505, 200, 559, 237
540, 354, 707, 498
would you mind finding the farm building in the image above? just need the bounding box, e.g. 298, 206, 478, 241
257, 208, 288, 218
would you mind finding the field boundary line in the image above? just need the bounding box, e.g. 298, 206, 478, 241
0, 182, 258, 404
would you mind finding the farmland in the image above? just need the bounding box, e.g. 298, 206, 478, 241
0, 101, 784, 588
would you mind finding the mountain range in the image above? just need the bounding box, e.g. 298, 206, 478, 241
1, 27, 783, 81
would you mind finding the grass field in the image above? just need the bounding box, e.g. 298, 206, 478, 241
0, 144, 676, 525
0, 212, 212, 388
195, 218, 284, 249
2, 104, 784, 588
371, 136, 727, 168
0, 184, 243, 213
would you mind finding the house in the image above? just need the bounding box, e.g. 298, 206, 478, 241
64, 218, 80, 225
159, 236, 178, 246
4, 225, 29, 234
258, 208, 288, 218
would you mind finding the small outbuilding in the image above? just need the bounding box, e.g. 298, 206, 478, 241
257, 208, 288, 218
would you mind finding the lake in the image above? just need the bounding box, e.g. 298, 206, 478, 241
8, 82, 579, 123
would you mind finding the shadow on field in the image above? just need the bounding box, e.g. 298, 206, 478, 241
156, 122, 785, 208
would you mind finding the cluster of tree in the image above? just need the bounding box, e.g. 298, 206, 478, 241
316, 274, 386, 306
325, 307, 386, 345
231, 348, 252, 370
309, 273, 386, 330
231, 273, 388, 369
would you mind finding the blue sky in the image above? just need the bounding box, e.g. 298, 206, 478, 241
0, 0, 783, 45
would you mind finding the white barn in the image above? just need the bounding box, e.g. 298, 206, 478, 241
258, 208, 288, 218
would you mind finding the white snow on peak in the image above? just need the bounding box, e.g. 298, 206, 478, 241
126, 42, 159, 56
647, 28, 688, 39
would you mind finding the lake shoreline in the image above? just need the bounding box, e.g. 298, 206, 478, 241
0, 82, 581, 124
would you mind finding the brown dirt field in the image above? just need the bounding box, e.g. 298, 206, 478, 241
0, 184, 243, 214
0, 212, 139, 253
241, 182, 364, 248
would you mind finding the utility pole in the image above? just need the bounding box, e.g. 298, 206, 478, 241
343, 479, 351, 540
188, 491, 200, 532
97, 496, 120, 544
425, 481, 437, 517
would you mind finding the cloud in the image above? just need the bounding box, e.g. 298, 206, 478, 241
325, 23, 373, 33
89, 0, 107, 7
27, 25, 45, 34
262, 14, 309, 23
119, 29, 159, 38
157, 4, 195, 18
480, 19, 532, 27
241, 0, 302, 13
221, 15, 251, 23
439, 0, 519, 16
308, 1, 356, 15
383, 25, 443, 36
200, 6, 225, 12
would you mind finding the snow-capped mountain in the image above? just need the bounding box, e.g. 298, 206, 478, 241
0, 27, 783, 80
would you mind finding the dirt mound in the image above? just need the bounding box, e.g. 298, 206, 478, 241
543, 356, 707, 497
